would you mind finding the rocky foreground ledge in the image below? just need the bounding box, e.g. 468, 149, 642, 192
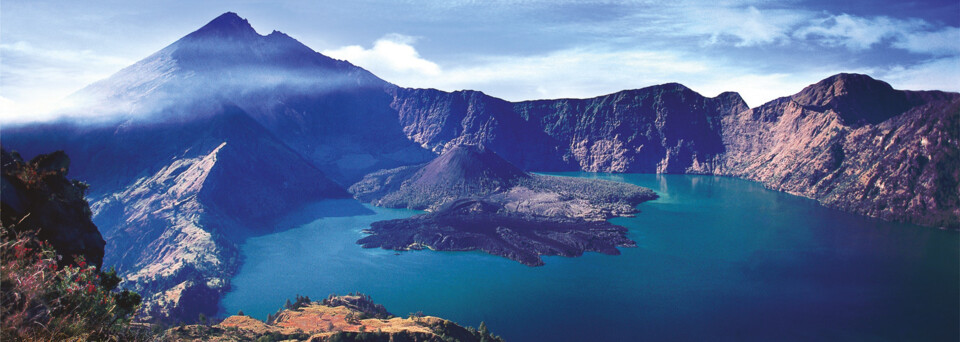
166, 294, 503, 341
352, 145, 658, 266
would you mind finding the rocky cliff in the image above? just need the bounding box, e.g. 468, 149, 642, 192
717, 74, 960, 228
0, 149, 105, 268
392, 75, 957, 228
392, 84, 749, 173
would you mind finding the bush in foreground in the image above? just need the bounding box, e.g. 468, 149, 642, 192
0, 226, 145, 341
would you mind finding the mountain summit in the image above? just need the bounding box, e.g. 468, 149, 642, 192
791, 73, 916, 126
185, 12, 260, 40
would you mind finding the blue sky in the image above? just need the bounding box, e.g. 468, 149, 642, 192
1, 0, 958, 122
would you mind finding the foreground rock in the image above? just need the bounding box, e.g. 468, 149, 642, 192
165, 294, 503, 342
352, 145, 657, 265
0, 149, 105, 268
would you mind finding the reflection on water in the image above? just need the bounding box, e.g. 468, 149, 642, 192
222, 174, 959, 342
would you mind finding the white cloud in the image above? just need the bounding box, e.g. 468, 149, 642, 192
795, 14, 920, 50
323, 37, 853, 106
322, 34, 441, 79
877, 57, 960, 92
0, 41, 130, 66
635, 4, 959, 55
892, 27, 960, 55
794, 13, 960, 55
1, 41, 133, 123
678, 5, 810, 47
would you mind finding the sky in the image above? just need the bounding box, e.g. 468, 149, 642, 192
2, 0, 958, 122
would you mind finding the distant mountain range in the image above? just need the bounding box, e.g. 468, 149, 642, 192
2, 12, 957, 322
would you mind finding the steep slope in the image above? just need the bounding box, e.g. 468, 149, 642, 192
390, 88, 570, 170
718, 74, 960, 228
86, 106, 347, 321
64, 12, 431, 184
515, 85, 749, 173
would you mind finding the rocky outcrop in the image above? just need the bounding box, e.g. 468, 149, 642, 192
0, 149, 105, 268
164, 294, 503, 341
717, 74, 960, 228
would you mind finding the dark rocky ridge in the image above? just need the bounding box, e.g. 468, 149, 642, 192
0, 149, 105, 268
359, 199, 638, 266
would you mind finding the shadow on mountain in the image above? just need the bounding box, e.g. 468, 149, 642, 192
270, 199, 376, 233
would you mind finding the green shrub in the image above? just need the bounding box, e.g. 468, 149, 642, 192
0, 226, 144, 341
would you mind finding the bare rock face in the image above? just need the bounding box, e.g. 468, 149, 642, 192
0, 149, 105, 268
390, 88, 570, 171
515, 85, 748, 174
718, 74, 960, 228
392, 84, 748, 174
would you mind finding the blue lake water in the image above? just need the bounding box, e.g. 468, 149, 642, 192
220, 174, 959, 341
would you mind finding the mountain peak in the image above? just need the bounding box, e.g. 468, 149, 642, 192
420, 144, 530, 185
793, 73, 911, 126
187, 12, 259, 39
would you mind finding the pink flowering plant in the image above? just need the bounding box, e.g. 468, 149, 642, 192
1, 226, 143, 341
